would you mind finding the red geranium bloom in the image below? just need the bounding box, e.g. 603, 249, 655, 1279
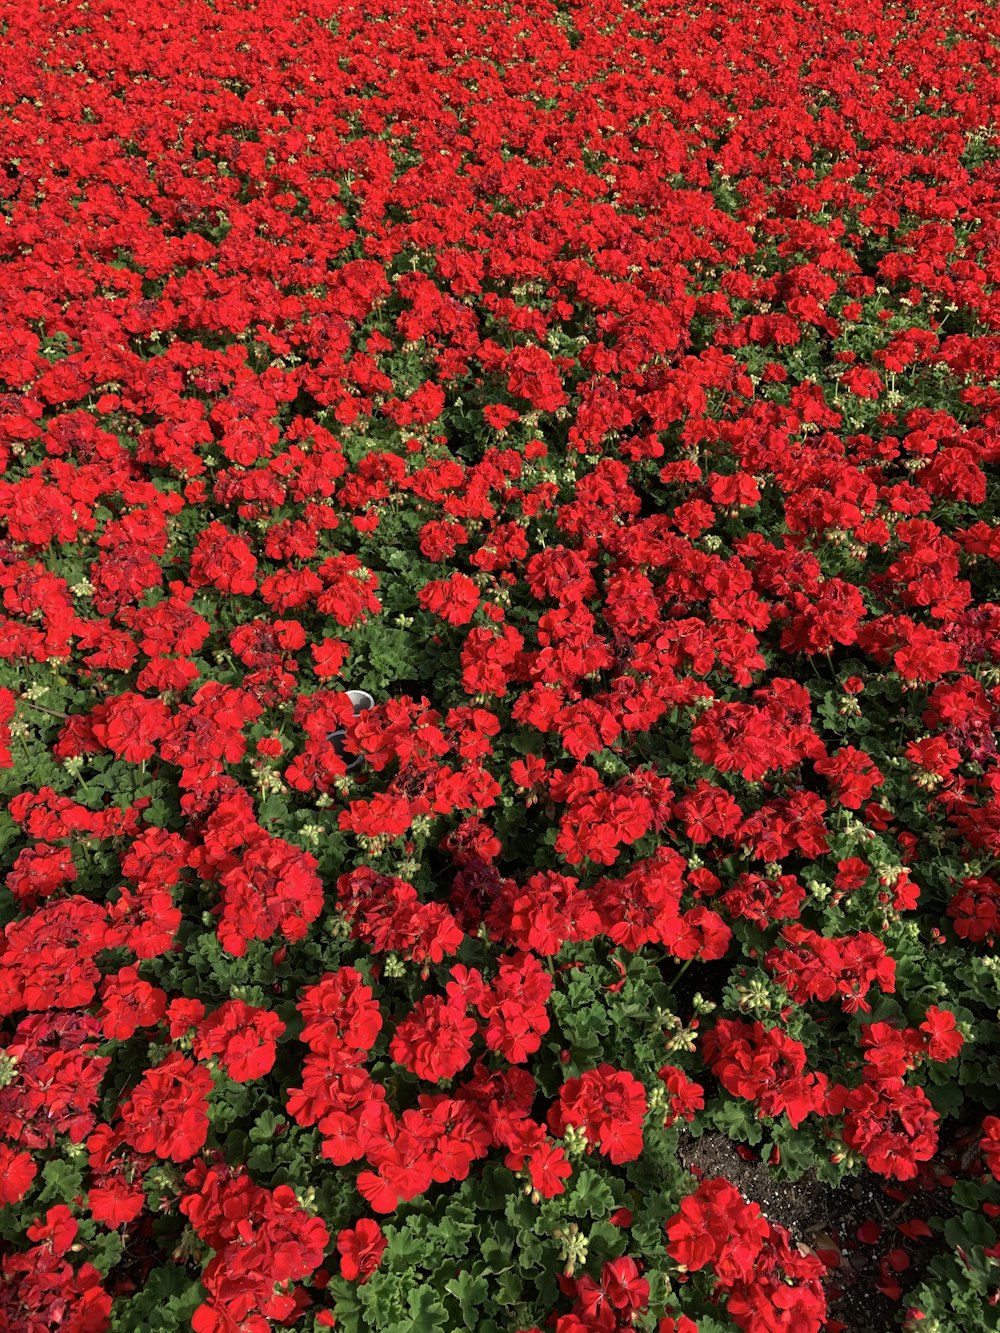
194, 1000, 286, 1083
548, 1064, 648, 1164
118, 1053, 214, 1163
337, 1218, 387, 1283
666, 1178, 769, 1283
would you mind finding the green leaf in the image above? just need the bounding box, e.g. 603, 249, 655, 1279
85, 1229, 124, 1275
38, 1156, 86, 1207
445, 1271, 488, 1327
109, 1265, 202, 1331
710, 1098, 764, 1146
249, 1110, 286, 1143
401, 1284, 448, 1332
569, 1168, 615, 1218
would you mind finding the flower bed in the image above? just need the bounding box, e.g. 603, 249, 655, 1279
2, 0, 1000, 1329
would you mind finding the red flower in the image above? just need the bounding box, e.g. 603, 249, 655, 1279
337, 1219, 387, 1284
918, 1007, 963, 1062
838, 1079, 939, 1180
505, 345, 567, 413
0, 1145, 36, 1205
949, 876, 1000, 942
981, 1116, 1000, 1182
666, 1178, 769, 1283
189, 520, 258, 596
389, 995, 478, 1082
814, 746, 885, 810
766, 926, 895, 1013
525, 1139, 573, 1198
549, 1065, 648, 1164
483, 403, 521, 431
478, 954, 552, 1064
835, 858, 870, 891
840, 365, 884, 398
658, 1065, 705, 1126
194, 1000, 286, 1083
703, 1019, 827, 1129
118, 1053, 214, 1163
216, 832, 323, 957
418, 572, 481, 626
99, 966, 167, 1041
182, 1167, 329, 1328
91, 692, 171, 763
5, 842, 77, 907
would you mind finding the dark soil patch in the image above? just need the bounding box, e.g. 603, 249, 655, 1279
678, 1130, 954, 1332
669, 957, 735, 1011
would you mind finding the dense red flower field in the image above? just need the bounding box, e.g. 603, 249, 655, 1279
2, 0, 1000, 1328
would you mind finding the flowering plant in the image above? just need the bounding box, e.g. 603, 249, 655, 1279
3, 0, 1000, 1329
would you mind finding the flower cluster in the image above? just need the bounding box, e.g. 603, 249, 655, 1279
666, 1178, 827, 1332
